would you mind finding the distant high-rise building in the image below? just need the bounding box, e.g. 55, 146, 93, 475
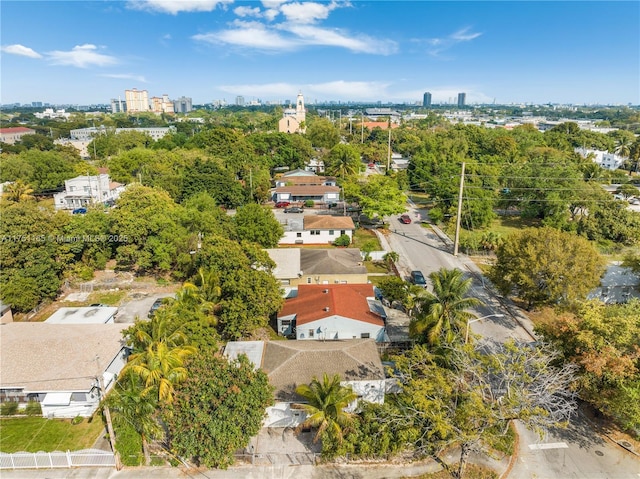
173, 96, 193, 113
457, 92, 466, 108
423, 92, 432, 107
110, 98, 125, 113
32, 101, 43, 107
125, 89, 150, 112
235, 96, 245, 106
150, 94, 174, 114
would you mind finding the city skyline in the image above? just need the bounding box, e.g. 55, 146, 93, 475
1, 1, 639, 106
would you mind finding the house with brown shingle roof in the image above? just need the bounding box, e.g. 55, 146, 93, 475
277, 283, 386, 341
224, 339, 385, 427
279, 215, 355, 245
0, 323, 129, 418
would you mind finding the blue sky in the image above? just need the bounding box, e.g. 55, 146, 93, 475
1, 1, 639, 106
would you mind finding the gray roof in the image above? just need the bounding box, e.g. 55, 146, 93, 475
45, 307, 118, 324
261, 339, 384, 401
300, 249, 366, 275
265, 248, 301, 279
0, 323, 128, 392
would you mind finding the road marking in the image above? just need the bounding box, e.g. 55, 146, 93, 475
528, 442, 569, 450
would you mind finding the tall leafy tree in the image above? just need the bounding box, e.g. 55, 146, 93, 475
489, 227, 606, 310
386, 341, 577, 479
1, 179, 35, 203
410, 268, 482, 345
233, 203, 284, 248
294, 373, 358, 444
165, 353, 273, 469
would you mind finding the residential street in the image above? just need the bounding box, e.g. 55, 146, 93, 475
379, 202, 640, 478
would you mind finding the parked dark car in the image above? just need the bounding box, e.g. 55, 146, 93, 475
148, 298, 165, 318
410, 270, 427, 287
284, 206, 304, 213
399, 214, 412, 224
72, 207, 87, 215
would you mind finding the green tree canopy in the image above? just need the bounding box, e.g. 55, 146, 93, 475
233, 203, 284, 248
165, 353, 273, 469
489, 227, 606, 310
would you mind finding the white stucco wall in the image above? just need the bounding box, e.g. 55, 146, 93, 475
279, 229, 353, 245
296, 316, 385, 342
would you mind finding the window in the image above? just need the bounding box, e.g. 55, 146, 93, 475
340, 230, 346, 236
307, 277, 312, 284
296, 232, 302, 238
361, 333, 370, 339
310, 230, 321, 235
308, 329, 314, 338
329, 230, 334, 235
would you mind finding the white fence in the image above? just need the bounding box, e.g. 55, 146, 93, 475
0, 449, 116, 470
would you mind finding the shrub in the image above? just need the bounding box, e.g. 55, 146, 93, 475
428, 207, 444, 224
334, 234, 351, 247
24, 401, 42, 416
71, 415, 84, 425
1, 402, 19, 416
304, 200, 314, 208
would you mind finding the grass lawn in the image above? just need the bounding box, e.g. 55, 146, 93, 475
352, 228, 382, 250
86, 290, 128, 306
0, 416, 105, 453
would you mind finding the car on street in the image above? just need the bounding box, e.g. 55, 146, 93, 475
72, 207, 87, 215
399, 214, 412, 224
148, 298, 166, 318
275, 201, 291, 208
284, 206, 304, 213
410, 270, 427, 287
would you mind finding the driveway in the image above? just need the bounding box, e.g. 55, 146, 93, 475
114, 291, 176, 323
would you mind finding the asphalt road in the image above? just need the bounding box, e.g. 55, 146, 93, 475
383, 203, 640, 478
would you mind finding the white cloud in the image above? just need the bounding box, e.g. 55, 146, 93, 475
421, 26, 482, 57
47, 44, 118, 68
194, 21, 296, 50
279, 1, 338, 24
100, 73, 148, 83
1, 44, 42, 58
234, 6, 262, 17
451, 27, 482, 42
283, 24, 397, 54
261, 0, 288, 8
128, 0, 232, 15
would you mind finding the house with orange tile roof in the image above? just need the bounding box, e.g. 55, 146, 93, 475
279, 215, 355, 245
277, 283, 387, 341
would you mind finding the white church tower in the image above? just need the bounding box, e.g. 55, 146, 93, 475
279, 91, 306, 134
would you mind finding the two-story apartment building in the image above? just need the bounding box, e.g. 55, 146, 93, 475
53, 174, 125, 210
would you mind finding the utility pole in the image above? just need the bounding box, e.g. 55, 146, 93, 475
387, 119, 392, 172
453, 162, 465, 257
95, 356, 121, 470
361, 112, 364, 143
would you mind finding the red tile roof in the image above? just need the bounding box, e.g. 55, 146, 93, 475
0, 127, 35, 134
280, 284, 383, 327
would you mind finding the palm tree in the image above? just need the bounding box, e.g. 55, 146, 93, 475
130, 308, 191, 351
326, 144, 360, 181
2, 179, 35, 203
123, 341, 196, 404
108, 374, 162, 465
614, 136, 632, 159
294, 373, 358, 444
410, 268, 482, 345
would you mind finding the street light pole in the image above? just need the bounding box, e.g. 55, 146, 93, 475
465, 314, 505, 344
